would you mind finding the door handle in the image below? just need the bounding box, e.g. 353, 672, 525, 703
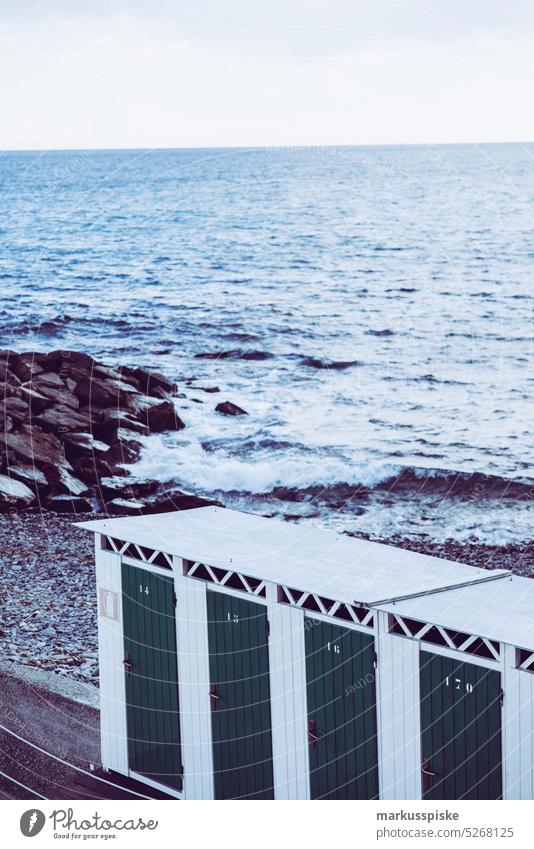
210, 683, 222, 710
308, 719, 320, 749
123, 652, 132, 677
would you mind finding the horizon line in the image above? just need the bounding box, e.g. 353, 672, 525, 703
1, 139, 533, 155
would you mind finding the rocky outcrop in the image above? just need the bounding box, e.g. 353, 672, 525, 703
215, 400, 248, 416
0, 350, 198, 514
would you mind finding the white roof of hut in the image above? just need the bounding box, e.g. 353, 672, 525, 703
75, 505, 534, 651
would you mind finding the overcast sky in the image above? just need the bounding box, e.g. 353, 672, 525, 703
1, 0, 533, 149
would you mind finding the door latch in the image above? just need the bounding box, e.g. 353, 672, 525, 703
308, 718, 320, 749
210, 683, 222, 711
123, 651, 132, 677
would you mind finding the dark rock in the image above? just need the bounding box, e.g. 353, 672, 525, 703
62, 432, 110, 454
28, 382, 80, 409
94, 408, 150, 441
0, 381, 22, 400
42, 463, 89, 496
141, 490, 222, 513
43, 350, 95, 372
0, 350, 20, 368
70, 456, 115, 485
126, 395, 184, 432
4, 397, 29, 423
0, 363, 17, 383
74, 375, 124, 406
215, 401, 248, 416
18, 385, 51, 413
34, 405, 93, 433
13, 357, 44, 382
124, 366, 177, 396
105, 497, 145, 515
46, 495, 94, 513
8, 464, 48, 488
4, 424, 66, 466
32, 371, 64, 389
93, 363, 130, 383
108, 428, 144, 464
202, 386, 220, 393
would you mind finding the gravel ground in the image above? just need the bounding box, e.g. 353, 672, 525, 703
0, 510, 532, 684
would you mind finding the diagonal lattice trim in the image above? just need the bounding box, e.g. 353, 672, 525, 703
184, 560, 267, 598
389, 613, 501, 661
103, 536, 173, 569
277, 585, 374, 629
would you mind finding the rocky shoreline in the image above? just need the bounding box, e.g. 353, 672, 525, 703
0, 510, 531, 685
0, 348, 531, 686
0, 348, 246, 515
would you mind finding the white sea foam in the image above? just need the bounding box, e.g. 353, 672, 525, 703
116, 433, 400, 493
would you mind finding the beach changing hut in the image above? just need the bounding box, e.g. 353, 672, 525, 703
77, 506, 534, 800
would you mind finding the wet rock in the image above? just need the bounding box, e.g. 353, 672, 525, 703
108, 428, 144, 464
94, 408, 150, 440
0, 363, 16, 383
34, 372, 65, 389
106, 497, 145, 515
34, 405, 93, 432
202, 386, 220, 393
123, 366, 176, 396
46, 495, 94, 513
30, 381, 80, 410
215, 400, 248, 416
13, 357, 44, 382
62, 432, 110, 456
126, 395, 184, 432
4, 398, 29, 423
70, 456, 115, 485
0, 474, 35, 509
43, 350, 95, 372
4, 424, 65, 466
8, 465, 48, 488
73, 375, 127, 407
18, 385, 51, 413
43, 463, 89, 496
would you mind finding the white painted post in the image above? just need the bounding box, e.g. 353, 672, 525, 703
95, 538, 128, 775
502, 643, 534, 799
265, 583, 310, 799
376, 610, 422, 799
174, 561, 214, 800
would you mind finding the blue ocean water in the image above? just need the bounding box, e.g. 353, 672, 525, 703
0, 144, 532, 544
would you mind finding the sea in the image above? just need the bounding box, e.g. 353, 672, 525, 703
0, 144, 532, 545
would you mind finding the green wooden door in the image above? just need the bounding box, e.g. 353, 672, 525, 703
207, 590, 274, 799
420, 651, 502, 799
305, 618, 379, 799
122, 563, 183, 791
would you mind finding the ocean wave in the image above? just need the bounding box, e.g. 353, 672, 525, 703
117, 435, 533, 503
194, 349, 274, 361
300, 357, 360, 370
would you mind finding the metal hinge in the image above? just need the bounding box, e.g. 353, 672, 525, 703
172, 591, 177, 608
265, 619, 270, 638
500, 688, 504, 707
373, 651, 378, 669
